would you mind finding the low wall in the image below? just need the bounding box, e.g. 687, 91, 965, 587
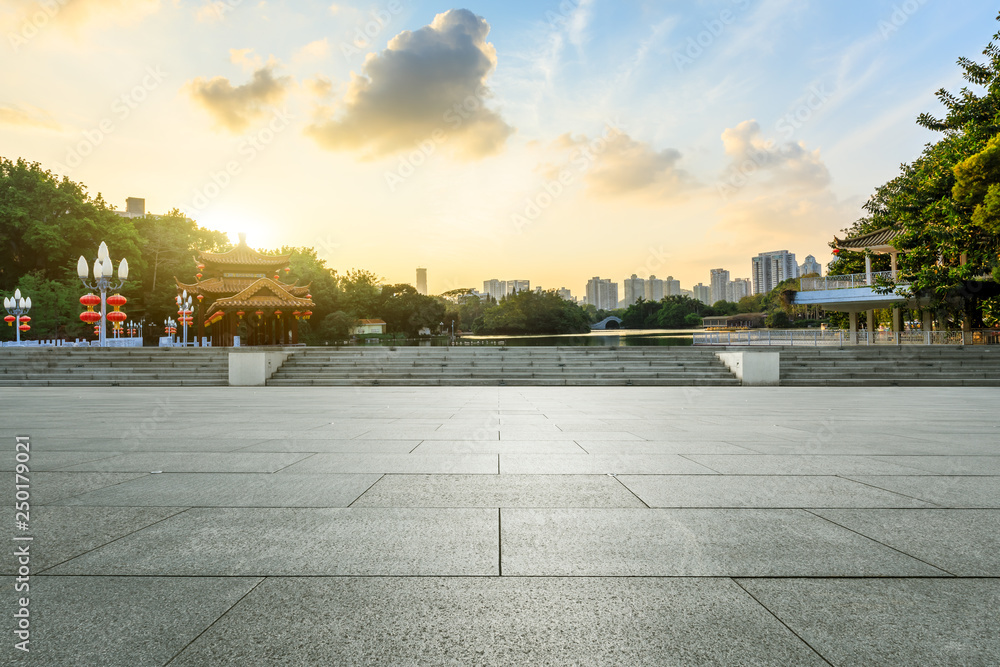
716, 351, 780, 386
228, 351, 290, 386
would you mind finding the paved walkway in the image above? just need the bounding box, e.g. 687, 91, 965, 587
3, 387, 998, 665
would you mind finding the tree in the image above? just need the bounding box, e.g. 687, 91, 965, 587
339, 268, 383, 318
837, 12, 1000, 324
316, 311, 355, 342
474, 290, 590, 335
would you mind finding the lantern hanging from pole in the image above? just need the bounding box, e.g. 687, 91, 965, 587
19, 316, 30, 324
236, 311, 245, 319
302, 310, 313, 320
274, 310, 282, 319
18, 324, 29, 333
197, 294, 204, 303
4, 315, 14, 326
292, 311, 301, 320
255, 310, 264, 319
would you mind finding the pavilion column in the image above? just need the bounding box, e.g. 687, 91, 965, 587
866, 310, 875, 342
890, 253, 901, 333
849, 311, 858, 345
197, 303, 205, 347
291, 316, 299, 345
922, 310, 933, 344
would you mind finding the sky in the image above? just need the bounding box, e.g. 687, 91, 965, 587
1, 0, 996, 297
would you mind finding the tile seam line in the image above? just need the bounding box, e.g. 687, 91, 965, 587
730, 577, 836, 667
33, 506, 192, 575
163, 576, 267, 666
802, 509, 959, 577
834, 475, 946, 507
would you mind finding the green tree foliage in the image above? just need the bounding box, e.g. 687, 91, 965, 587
339, 269, 383, 318
835, 14, 1000, 323
473, 290, 591, 335
377, 284, 446, 337
0, 157, 140, 290
316, 311, 356, 342
620, 295, 713, 329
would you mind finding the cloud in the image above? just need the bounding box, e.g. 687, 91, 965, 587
195, 1, 240, 23
720, 119, 830, 192
229, 48, 262, 71
305, 9, 514, 160
295, 38, 330, 62
304, 75, 334, 99
0, 105, 61, 131
545, 130, 694, 201
185, 64, 292, 133
0, 0, 160, 32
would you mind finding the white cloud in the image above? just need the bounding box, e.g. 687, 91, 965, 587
305, 9, 514, 160
185, 64, 292, 133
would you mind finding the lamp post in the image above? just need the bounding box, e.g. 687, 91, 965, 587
77, 242, 128, 348
3, 289, 31, 345
176, 292, 193, 347
164, 317, 177, 345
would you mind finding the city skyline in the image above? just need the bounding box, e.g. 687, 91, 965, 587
1, 1, 994, 293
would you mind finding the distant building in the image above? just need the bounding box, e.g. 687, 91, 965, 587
692, 283, 712, 304
483, 279, 504, 302
556, 287, 573, 301
752, 250, 798, 294
799, 255, 822, 277
644, 276, 665, 302
416, 268, 427, 295
623, 274, 645, 306
483, 279, 530, 300
586, 277, 618, 311
726, 278, 751, 303
710, 268, 730, 304
352, 319, 387, 335
664, 276, 681, 297
114, 197, 146, 219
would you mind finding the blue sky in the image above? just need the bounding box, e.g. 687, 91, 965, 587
0, 0, 995, 295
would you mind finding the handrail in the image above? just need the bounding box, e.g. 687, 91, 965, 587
799, 271, 906, 291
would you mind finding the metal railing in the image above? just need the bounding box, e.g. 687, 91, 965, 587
693, 329, 1000, 346
799, 271, 908, 291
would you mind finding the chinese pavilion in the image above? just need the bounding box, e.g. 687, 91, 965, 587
175, 234, 314, 346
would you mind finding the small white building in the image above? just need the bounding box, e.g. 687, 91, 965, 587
352, 319, 387, 335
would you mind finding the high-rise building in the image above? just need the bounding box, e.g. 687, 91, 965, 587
556, 287, 573, 301
799, 255, 822, 277
586, 277, 618, 311
483, 279, 503, 302
726, 278, 751, 303
416, 268, 427, 295
644, 276, 665, 302
665, 276, 681, 297
752, 250, 798, 294
623, 274, 646, 306
692, 283, 712, 304
505, 280, 530, 295
710, 268, 730, 304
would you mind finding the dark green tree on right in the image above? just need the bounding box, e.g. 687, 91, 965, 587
835, 11, 1000, 326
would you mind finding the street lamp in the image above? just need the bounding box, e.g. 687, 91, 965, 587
164, 317, 177, 345
3, 289, 32, 345
176, 291, 193, 347
77, 242, 128, 347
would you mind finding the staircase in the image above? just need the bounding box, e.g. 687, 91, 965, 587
267, 346, 742, 386
0, 348, 230, 386
778, 345, 1000, 386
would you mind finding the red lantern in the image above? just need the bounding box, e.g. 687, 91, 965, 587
255, 310, 264, 319
80, 294, 101, 307
302, 310, 313, 320
197, 263, 205, 270
197, 294, 204, 302
832, 248, 841, 255
236, 311, 245, 319
107, 294, 126, 307
4, 315, 15, 326
274, 310, 282, 319
292, 310, 301, 320
273, 274, 279, 280
81, 311, 101, 324
106, 311, 127, 323
306, 293, 312, 299
19, 324, 30, 332
284, 267, 290, 274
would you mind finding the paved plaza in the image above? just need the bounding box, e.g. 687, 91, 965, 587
3, 386, 999, 665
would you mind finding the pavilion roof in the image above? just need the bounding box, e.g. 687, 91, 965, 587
198, 234, 290, 268
834, 227, 900, 253
204, 278, 314, 316
175, 276, 311, 297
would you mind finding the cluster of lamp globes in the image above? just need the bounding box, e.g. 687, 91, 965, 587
3, 289, 32, 333
77, 241, 130, 338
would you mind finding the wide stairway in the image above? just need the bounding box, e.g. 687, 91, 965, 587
778, 345, 1000, 386
0, 348, 230, 386
268, 346, 742, 386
